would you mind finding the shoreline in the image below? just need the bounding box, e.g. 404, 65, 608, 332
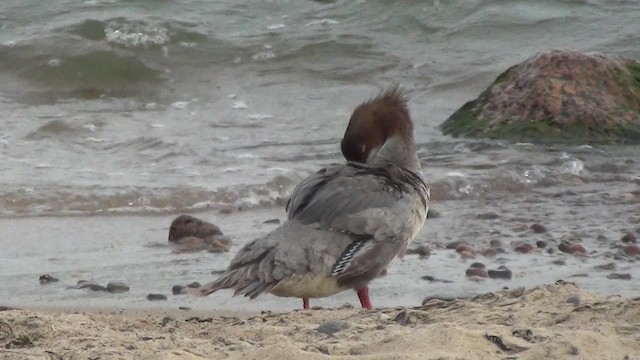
1, 281, 638, 360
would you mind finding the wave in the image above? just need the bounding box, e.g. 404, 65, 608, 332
0, 175, 300, 218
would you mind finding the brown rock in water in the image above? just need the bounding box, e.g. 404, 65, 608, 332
530, 223, 548, 233
168, 215, 222, 242
623, 245, 640, 256
465, 267, 488, 278
456, 244, 476, 255
621, 232, 637, 243
514, 242, 536, 254
440, 49, 640, 144
559, 242, 588, 256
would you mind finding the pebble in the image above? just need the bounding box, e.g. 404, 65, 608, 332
621, 233, 637, 243
208, 239, 230, 253
530, 223, 548, 233
482, 248, 498, 257
263, 218, 280, 224
39, 274, 59, 285
469, 262, 486, 269
456, 244, 476, 254
446, 240, 466, 249
513, 224, 529, 232
623, 245, 640, 256
488, 265, 513, 280
407, 244, 431, 258
558, 242, 588, 256
420, 275, 453, 283
172, 285, 186, 295
394, 310, 411, 325
465, 267, 488, 278
489, 239, 503, 248
147, 293, 168, 301
459, 250, 476, 260
607, 273, 632, 280
71, 280, 107, 292
514, 243, 535, 254
187, 282, 201, 288
594, 263, 616, 271
566, 295, 581, 306
316, 320, 349, 335
106, 281, 130, 293
536, 240, 547, 249
476, 212, 500, 220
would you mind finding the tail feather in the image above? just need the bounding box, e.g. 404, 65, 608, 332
198, 266, 279, 299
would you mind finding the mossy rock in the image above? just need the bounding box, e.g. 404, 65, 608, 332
440, 49, 640, 144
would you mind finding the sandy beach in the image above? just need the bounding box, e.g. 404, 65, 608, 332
1, 282, 638, 360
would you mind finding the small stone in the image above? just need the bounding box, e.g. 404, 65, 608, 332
263, 218, 280, 224
459, 250, 476, 260
172, 285, 186, 295
147, 293, 168, 301
513, 224, 529, 232
39, 274, 59, 285
456, 244, 476, 255
530, 223, 548, 233
566, 295, 581, 306
594, 263, 616, 271
420, 275, 453, 283
208, 240, 230, 253
607, 273, 631, 280
536, 240, 547, 249
559, 242, 588, 256
551, 259, 566, 266
469, 262, 486, 269
621, 233, 637, 243
482, 248, 498, 257
514, 243, 535, 254
178, 306, 191, 311
394, 310, 411, 325
466, 267, 488, 278
623, 245, 640, 256
489, 239, 503, 248
407, 244, 431, 258
187, 282, 201, 288
488, 265, 513, 280
168, 215, 222, 242
72, 280, 107, 292
446, 240, 465, 249
596, 235, 608, 242
106, 281, 130, 293
476, 212, 500, 220
426, 208, 441, 218
316, 320, 349, 335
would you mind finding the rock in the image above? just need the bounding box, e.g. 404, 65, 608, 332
106, 281, 130, 293
187, 282, 201, 288
172, 285, 186, 295
559, 242, 588, 256
594, 263, 616, 271
476, 212, 500, 220
39, 274, 59, 285
488, 265, 513, 280
513, 224, 529, 232
514, 242, 535, 254
70, 280, 107, 292
536, 240, 547, 249
459, 250, 476, 260
426, 208, 441, 218
607, 273, 632, 280
407, 244, 431, 258
263, 218, 280, 224
446, 240, 466, 249
469, 262, 486, 269
439, 49, 640, 144
623, 245, 640, 256
465, 267, 488, 278
208, 239, 230, 253
169, 214, 222, 241
316, 320, 349, 335
420, 275, 453, 283
489, 239, 503, 248
530, 223, 548, 233
147, 293, 168, 301
566, 295, 581, 306
394, 310, 411, 325
622, 233, 637, 243
456, 244, 476, 255
482, 248, 498, 257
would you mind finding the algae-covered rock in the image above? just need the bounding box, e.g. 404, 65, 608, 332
440, 49, 640, 144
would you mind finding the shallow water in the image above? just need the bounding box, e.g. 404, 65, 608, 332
1, 0, 639, 311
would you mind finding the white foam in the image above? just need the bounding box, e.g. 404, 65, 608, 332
305, 19, 339, 26
232, 101, 248, 109
247, 113, 273, 120
267, 24, 286, 30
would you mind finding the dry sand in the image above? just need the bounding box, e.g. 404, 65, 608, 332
1, 281, 638, 360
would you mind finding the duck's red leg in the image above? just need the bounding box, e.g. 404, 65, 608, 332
303, 297, 310, 310
356, 287, 373, 309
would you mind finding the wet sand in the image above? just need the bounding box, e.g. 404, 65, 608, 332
1, 282, 638, 359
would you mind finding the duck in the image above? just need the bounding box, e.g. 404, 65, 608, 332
198, 86, 430, 309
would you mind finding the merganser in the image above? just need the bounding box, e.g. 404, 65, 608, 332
199, 86, 429, 309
